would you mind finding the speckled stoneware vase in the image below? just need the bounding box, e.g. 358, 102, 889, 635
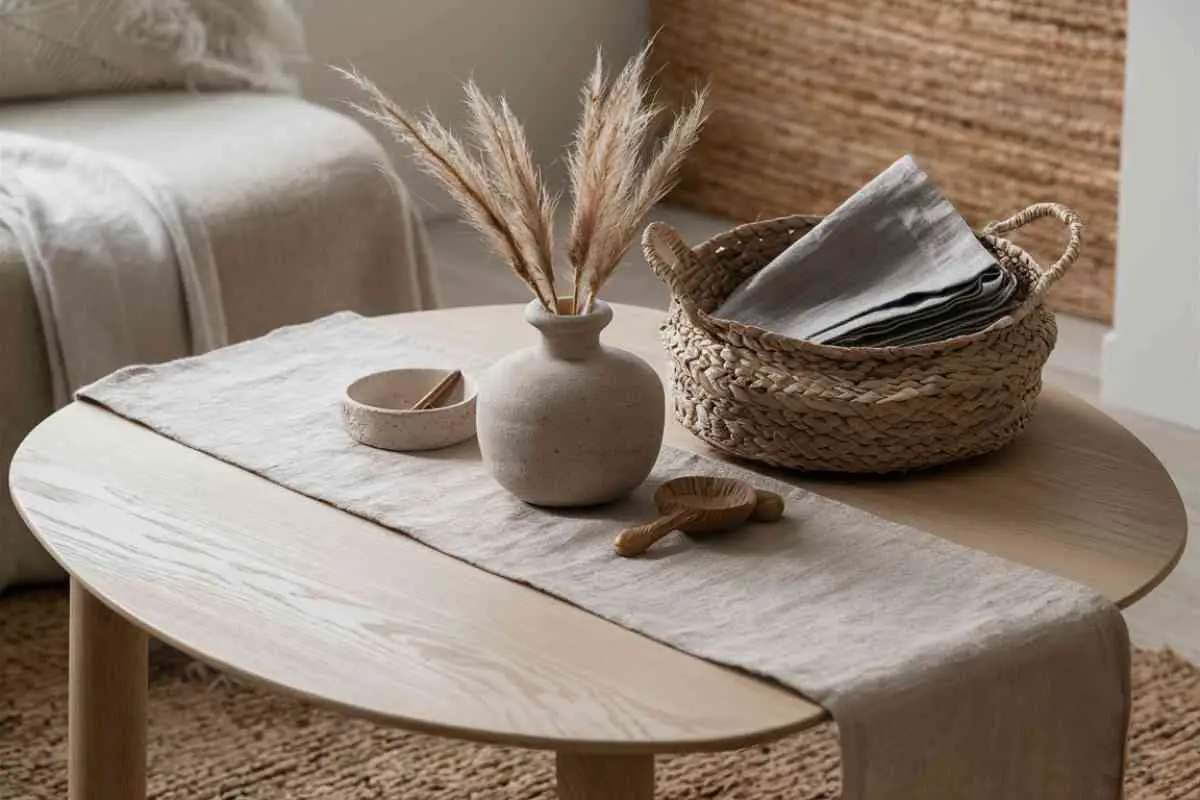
477, 298, 664, 507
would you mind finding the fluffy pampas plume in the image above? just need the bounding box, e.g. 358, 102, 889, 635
342, 42, 707, 315
567, 45, 708, 312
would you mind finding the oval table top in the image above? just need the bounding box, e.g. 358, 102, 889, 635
9, 304, 1188, 755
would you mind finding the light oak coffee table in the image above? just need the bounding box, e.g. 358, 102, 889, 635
10, 304, 1187, 800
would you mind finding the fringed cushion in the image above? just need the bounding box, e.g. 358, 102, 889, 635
0, 0, 304, 101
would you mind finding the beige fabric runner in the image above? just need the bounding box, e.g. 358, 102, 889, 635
78, 313, 1131, 799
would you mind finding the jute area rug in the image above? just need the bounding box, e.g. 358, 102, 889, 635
4, 588, 1198, 798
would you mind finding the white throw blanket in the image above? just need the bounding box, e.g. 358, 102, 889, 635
0, 132, 227, 407
79, 313, 1132, 799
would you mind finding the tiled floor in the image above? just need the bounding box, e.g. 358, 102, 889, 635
427, 206, 1198, 662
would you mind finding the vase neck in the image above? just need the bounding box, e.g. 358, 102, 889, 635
525, 297, 613, 361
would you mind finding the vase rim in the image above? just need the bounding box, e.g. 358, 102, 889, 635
524, 296, 613, 330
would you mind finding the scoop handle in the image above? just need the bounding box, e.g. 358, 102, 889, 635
614, 509, 703, 557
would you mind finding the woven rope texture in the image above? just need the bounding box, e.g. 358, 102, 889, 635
650, 0, 1123, 322
643, 203, 1080, 473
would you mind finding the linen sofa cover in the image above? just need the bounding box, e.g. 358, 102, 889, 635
0, 91, 436, 589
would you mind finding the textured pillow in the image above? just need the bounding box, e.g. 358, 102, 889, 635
0, 0, 305, 101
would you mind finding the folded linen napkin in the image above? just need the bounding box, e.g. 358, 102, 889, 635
715, 155, 1018, 346
833, 264, 1018, 347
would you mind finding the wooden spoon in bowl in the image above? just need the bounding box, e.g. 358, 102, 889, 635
410, 369, 462, 410
615, 476, 774, 557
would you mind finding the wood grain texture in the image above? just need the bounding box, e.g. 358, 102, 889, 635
556, 752, 654, 799
11, 407, 817, 754
69, 578, 147, 800
9, 304, 1186, 755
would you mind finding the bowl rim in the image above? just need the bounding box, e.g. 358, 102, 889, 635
343, 368, 477, 417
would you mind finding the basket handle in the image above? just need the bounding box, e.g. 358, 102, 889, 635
982, 202, 1083, 303
643, 221, 704, 323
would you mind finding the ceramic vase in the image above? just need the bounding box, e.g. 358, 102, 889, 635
477, 298, 664, 507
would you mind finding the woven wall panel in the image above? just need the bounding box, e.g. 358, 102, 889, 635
651, 0, 1124, 322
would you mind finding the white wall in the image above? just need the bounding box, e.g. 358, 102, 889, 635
290, 0, 650, 220
1101, 0, 1200, 429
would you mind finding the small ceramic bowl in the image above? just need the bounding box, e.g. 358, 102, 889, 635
342, 368, 477, 451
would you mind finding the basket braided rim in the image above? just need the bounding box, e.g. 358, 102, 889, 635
643, 202, 1083, 359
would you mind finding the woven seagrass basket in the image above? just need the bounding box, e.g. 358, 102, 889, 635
643, 203, 1082, 474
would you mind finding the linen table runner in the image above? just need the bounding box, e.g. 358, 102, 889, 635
78, 313, 1130, 799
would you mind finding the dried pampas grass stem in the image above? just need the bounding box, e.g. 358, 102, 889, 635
342, 42, 707, 315
566, 52, 608, 315
568, 45, 709, 313
464, 82, 559, 306
340, 66, 554, 310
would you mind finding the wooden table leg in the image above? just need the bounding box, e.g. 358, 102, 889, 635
556, 752, 654, 799
69, 578, 148, 800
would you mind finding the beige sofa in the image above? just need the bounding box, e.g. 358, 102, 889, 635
0, 91, 436, 589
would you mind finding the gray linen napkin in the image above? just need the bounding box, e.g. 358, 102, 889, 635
833, 265, 1018, 347
715, 155, 1017, 346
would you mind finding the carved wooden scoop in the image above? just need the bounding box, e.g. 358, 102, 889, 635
614, 476, 785, 557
